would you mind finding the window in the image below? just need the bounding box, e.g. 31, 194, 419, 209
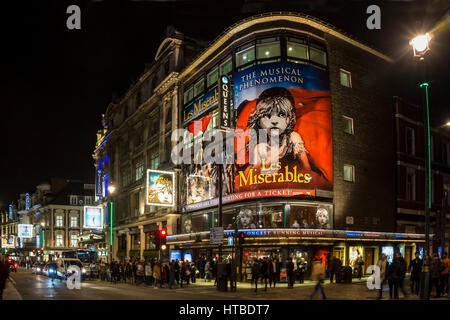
84, 196, 92, 205
287, 38, 308, 60
343, 116, 354, 134
406, 168, 416, 201
310, 45, 327, 66
150, 150, 159, 170
70, 234, 78, 247
405, 127, 415, 155
219, 56, 232, 75
121, 166, 132, 187
183, 86, 193, 105
56, 215, 63, 227
340, 69, 352, 87
70, 196, 78, 205
56, 234, 63, 247
193, 77, 204, 98
134, 192, 140, 216
207, 67, 218, 88
70, 216, 78, 228
236, 44, 255, 68
256, 38, 280, 62
344, 165, 355, 182
135, 157, 144, 181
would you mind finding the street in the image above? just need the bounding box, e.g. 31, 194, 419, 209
4, 268, 446, 300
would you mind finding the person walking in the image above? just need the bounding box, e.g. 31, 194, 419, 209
174, 259, 180, 285
190, 262, 197, 284
251, 258, 261, 293
376, 253, 388, 299
356, 256, 364, 280
439, 252, 449, 297
430, 253, 444, 298
145, 259, 153, 286
286, 258, 295, 288
297, 257, 307, 284
329, 256, 337, 284
397, 252, 408, 298
409, 252, 422, 295
310, 259, 326, 300
387, 253, 403, 299
136, 260, 144, 285
204, 260, 211, 282
260, 257, 269, 291
153, 261, 162, 289
169, 261, 176, 289
268, 258, 279, 288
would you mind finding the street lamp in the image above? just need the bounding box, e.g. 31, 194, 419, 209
106, 184, 116, 263
40, 222, 45, 227
107, 185, 116, 194
411, 33, 432, 300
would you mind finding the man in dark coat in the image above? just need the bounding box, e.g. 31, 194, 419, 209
0, 257, 10, 300
408, 252, 422, 295
251, 258, 261, 292
286, 258, 295, 288
268, 258, 279, 288
260, 257, 269, 291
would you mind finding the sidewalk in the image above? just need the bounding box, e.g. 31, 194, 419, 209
2, 277, 23, 300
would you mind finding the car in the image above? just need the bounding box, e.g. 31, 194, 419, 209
7, 259, 18, 272
42, 262, 52, 276
55, 258, 87, 280
32, 262, 45, 275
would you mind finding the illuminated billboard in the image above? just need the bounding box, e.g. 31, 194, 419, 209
83, 206, 104, 229
146, 169, 175, 206
18, 224, 33, 238
1, 235, 16, 248
232, 61, 332, 197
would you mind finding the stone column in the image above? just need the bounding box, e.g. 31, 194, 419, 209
125, 228, 131, 261
139, 225, 145, 260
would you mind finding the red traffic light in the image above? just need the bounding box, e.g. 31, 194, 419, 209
40, 247, 44, 251
160, 229, 167, 237
32, 249, 35, 253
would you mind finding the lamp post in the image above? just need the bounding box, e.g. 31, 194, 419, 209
107, 184, 116, 263
410, 32, 432, 300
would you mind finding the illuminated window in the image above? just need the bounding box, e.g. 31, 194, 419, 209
56, 234, 63, 247
342, 116, 354, 134
56, 215, 63, 227
256, 38, 280, 61
344, 165, 355, 182
236, 44, 255, 68
287, 39, 308, 60
183, 86, 193, 105
207, 67, 218, 88
193, 77, 204, 98
70, 234, 78, 247
340, 69, 351, 87
219, 56, 232, 75
135, 158, 144, 181
405, 127, 415, 155
70, 216, 78, 228
310, 46, 327, 66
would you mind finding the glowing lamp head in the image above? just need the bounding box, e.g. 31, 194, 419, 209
161, 244, 167, 250
446, 121, 450, 127
108, 185, 116, 194
410, 33, 431, 57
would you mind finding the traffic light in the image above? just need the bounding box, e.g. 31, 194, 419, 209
160, 228, 167, 248
238, 232, 245, 245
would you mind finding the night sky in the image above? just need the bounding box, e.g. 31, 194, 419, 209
1, 0, 449, 207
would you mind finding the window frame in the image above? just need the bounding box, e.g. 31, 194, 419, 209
343, 164, 355, 182
342, 116, 354, 135
340, 68, 352, 88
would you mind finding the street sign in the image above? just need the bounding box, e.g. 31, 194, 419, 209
210, 227, 224, 244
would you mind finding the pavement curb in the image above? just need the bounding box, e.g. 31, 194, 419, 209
3, 277, 23, 300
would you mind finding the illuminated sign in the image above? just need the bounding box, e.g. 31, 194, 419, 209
1, 235, 16, 248
182, 87, 219, 126
232, 61, 332, 196
170, 250, 181, 261
18, 224, 33, 238
146, 169, 175, 207
25, 193, 30, 210
382, 246, 394, 264
218, 75, 232, 128
83, 206, 104, 229
9, 204, 13, 220
96, 169, 103, 196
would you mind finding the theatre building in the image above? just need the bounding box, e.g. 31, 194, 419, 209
167, 13, 425, 277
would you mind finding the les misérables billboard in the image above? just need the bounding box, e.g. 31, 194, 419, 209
232, 61, 332, 197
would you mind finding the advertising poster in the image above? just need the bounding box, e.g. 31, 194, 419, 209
83, 206, 104, 229
232, 61, 332, 196
382, 246, 394, 264
18, 224, 33, 238
1, 235, 16, 248
146, 169, 175, 206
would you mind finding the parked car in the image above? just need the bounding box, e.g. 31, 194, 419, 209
7, 259, 18, 272
32, 262, 45, 275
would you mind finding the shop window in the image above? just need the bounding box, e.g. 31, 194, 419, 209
310, 46, 327, 66
236, 44, 255, 68
207, 67, 218, 88
219, 56, 232, 75
183, 86, 193, 105
342, 116, 354, 134
256, 38, 280, 60
193, 77, 204, 98
340, 69, 351, 87
344, 164, 355, 182
289, 205, 331, 229
287, 39, 308, 60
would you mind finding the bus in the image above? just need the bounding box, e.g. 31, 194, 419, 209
62, 250, 98, 264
